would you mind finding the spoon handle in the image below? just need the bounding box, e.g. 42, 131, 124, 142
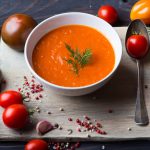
135, 60, 149, 125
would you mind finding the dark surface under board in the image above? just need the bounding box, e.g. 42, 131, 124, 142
1, 140, 150, 150
1, 0, 150, 150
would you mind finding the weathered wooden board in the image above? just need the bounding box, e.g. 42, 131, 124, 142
0, 27, 150, 142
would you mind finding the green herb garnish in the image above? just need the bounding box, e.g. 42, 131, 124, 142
131, 29, 141, 35
64, 43, 92, 75
28, 108, 35, 116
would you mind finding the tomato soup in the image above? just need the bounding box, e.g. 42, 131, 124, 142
32, 25, 115, 87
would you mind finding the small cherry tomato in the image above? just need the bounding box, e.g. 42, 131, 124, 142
2, 104, 29, 129
0, 90, 23, 108
126, 35, 148, 59
98, 5, 118, 25
25, 139, 48, 150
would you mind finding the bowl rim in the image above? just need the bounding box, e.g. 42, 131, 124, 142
24, 12, 122, 90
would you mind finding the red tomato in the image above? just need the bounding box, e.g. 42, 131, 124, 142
126, 35, 148, 59
2, 104, 29, 129
0, 90, 23, 108
25, 139, 48, 150
98, 5, 118, 25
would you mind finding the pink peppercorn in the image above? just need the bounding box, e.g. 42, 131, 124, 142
31, 90, 35, 93
32, 76, 35, 78
96, 123, 102, 128
31, 79, 35, 83
31, 87, 34, 89
68, 118, 73, 121
77, 128, 81, 132
18, 88, 21, 91
96, 129, 102, 134
101, 131, 107, 135
71, 146, 75, 150
75, 142, 80, 148
35, 97, 39, 100
39, 94, 43, 98
108, 109, 113, 113
85, 124, 89, 128
26, 92, 30, 95
76, 119, 81, 123
84, 116, 90, 120
25, 81, 29, 85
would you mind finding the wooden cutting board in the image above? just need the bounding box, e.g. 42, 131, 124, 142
1, 27, 150, 142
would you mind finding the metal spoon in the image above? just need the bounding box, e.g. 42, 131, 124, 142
125, 19, 150, 126
0, 71, 2, 92
0, 28, 2, 92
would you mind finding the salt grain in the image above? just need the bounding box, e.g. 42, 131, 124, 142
59, 108, 64, 111
37, 109, 40, 113
87, 134, 91, 138
47, 111, 51, 115
54, 123, 59, 129
128, 127, 132, 131
59, 126, 63, 130
35, 106, 39, 109
67, 129, 73, 135
101, 145, 105, 149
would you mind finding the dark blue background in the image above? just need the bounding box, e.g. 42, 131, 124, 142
1, 0, 150, 149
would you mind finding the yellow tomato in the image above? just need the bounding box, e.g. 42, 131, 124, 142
130, 0, 150, 24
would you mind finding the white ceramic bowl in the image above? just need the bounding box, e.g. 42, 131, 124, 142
25, 12, 122, 96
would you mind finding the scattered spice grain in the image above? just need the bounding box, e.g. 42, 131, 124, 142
128, 127, 132, 131
17, 76, 44, 101
67, 129, 73, 135
59, 107, 64, 111
108, 109, 113, 113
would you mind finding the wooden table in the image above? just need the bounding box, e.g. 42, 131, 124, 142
2, 0, 150, 150
0, 0, 136, 26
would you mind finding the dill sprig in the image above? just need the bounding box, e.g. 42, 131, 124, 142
64, 43, 92, 75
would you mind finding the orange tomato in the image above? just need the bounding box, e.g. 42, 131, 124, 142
130, 0, 150, 24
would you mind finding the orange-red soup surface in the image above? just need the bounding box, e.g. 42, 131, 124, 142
32, 25, 115, 87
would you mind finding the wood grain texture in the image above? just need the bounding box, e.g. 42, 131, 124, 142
1, 27, 150, 142
0, 0, 137, 27
1, 0, 149, 149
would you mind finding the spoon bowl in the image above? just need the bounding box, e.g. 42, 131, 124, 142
125, 19, 149, 55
